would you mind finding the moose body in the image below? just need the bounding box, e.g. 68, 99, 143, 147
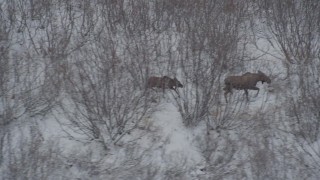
223, 71, 271, 102
147, 76, 183, 96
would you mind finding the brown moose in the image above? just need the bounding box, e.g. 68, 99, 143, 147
223, 71, 271, 102
147, 76, 183, 97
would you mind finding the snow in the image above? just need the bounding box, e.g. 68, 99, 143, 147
1, 1, 320, 179
152, 101, 205, 167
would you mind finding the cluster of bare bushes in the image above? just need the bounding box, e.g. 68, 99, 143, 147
255, 0, 320, 177
1, 0, 320, 179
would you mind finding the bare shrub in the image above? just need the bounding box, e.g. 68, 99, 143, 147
60, 43, 151, 149
0, 4, 26, 125
259, 0, 320, 174
1, 126, 64, 180
259, 0, 320, 73
166, 0, 249, 127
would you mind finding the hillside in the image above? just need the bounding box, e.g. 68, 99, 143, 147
1, 0, 320, 179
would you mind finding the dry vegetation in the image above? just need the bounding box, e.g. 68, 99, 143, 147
0, 0, 320, 179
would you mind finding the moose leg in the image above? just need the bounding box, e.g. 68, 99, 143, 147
254, 87, 260, 97
224, 85, 232, 103
224, 89, 232, 103
244, 89, 249, 101
162, 87, 166, 97
248, 87, 260, 97
172, 87, 181, 97
224, 92, 228, 103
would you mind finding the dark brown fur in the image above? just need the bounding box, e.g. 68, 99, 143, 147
147, 76, 183, 96
223, 71, 271, 102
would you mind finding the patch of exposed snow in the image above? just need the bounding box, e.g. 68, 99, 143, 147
152, 102, 205, 167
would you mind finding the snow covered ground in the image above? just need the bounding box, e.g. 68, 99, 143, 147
1, 1, 320, 179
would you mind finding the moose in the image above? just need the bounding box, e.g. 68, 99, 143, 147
223, 71, 271, 102
147, 76, 183, 97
